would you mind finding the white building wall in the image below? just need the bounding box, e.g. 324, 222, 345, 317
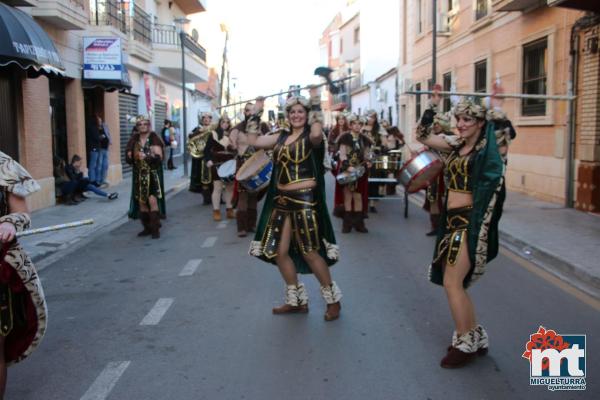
375, 73, 398, 125
359, 1, 400, 84
351, 89, 370, 115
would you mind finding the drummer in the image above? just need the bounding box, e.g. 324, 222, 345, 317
230, 102, 271, 237
337, 113, 372, 233
362, 110, 391, 213
423, 110, 453, 236
380, 119, 405, 195
204, 113, 236, 221
416, 92, 513, 368
247, 89, 342, 322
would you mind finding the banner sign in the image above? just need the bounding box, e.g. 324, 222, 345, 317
83, 37, 122, 80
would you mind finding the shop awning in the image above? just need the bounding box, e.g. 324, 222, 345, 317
82, 65, 132, 93
0, 3, 65, 77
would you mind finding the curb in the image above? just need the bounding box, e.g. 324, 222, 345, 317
405, 191, 600, 301
33, 179, 189, 271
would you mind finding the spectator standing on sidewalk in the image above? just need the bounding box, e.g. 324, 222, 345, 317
97, 115, 112, 188
86, 115, 102, 187
162, 120, 177, 170
0, 151, 47, 398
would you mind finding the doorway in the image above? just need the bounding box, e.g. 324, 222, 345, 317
49, 78, 68, 165
0, 69, 19, 160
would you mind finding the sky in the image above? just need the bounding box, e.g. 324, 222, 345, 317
192, 0, 348, 100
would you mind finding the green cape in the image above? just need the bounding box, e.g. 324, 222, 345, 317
127, 165, 167, 219
250, 136, 339, 274
429, 122, 505, 288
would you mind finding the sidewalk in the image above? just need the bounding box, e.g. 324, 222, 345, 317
409, 189, 600, 300
21, 165, 188, 268
498, 191, 600, 300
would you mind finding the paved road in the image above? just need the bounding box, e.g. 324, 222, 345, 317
7, 181, 600, 400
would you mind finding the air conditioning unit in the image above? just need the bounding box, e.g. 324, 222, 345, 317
437, 12, 450, 34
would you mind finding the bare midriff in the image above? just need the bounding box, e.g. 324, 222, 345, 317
447, 189, 473, 210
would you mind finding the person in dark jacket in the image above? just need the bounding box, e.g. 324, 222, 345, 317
66, 155, 118, 201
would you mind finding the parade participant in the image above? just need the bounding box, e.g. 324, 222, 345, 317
362, 110, 389, 213
204, 114, 236, 221
126, 115, 165, 239
0, 151, 47, 397
247, 89, 342, 321
328, 112, 348, 155
189, 112, 214, 205
230, 102, 270, 237
417, 92, 512, 368
422, 110, 452, 236
336, 113, 372, 233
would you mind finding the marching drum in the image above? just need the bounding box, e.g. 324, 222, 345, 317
236, 150, 273, 192
398, 150, 443, 193
217, 159, 237, 183
336, 165, 366, 185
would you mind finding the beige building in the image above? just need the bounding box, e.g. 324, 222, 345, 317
398, 0, 600, 211
0, 0, 209, 211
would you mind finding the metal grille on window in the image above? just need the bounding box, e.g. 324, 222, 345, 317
475, 0, 488, 21
443, 72, 452, 112
118, 93, 139, 175
415, 83, 422, 122
522, 38, 548, 116
474, 60, 487, 93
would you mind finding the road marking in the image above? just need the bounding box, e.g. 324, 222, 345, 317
202, 236, 217, 248
500, 248, 600, 312
140, 298, 174, 326
179, 259, 202, 276
80, 361, 131, 400
217, 221, 228, 229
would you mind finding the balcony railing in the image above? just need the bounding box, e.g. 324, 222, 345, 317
153, 24, 206, 62
90, 0, 127, 35
128, 3, 152, 44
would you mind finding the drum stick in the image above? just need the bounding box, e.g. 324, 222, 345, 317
17, 219, 95, 238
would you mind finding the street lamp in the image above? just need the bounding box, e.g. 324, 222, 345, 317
174, 17, 191, 177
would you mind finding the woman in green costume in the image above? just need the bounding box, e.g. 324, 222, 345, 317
126, 115, 166, 239
417, 92, 513, 368
247, 89, 342, 321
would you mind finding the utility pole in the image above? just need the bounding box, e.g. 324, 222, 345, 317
432, 0, 437, 86
175, 17, 191, 177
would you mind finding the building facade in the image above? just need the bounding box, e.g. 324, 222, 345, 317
0, 0, 209, 210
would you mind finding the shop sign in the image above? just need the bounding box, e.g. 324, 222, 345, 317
83, 37, 122, 80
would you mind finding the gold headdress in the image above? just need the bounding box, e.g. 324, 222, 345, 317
453, 97, 486, 119
433, 112, 452, 131
284, 96, 310, 113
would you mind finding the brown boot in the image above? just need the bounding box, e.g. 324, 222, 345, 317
226, 208, 235, 219
441, 329, 477, 368
342, 212, 352, 233
247, 208, 257, 232
353, 211, 368, 233
320, 282, 342, 321
213, 209, 222, 221
149, 211, 161, 239
137, 212, 151, 237
236, 210, 248, 237
272, 283, 309, 314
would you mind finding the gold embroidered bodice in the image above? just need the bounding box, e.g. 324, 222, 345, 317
274, 131, 315, 185
445, 151, 475, 193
